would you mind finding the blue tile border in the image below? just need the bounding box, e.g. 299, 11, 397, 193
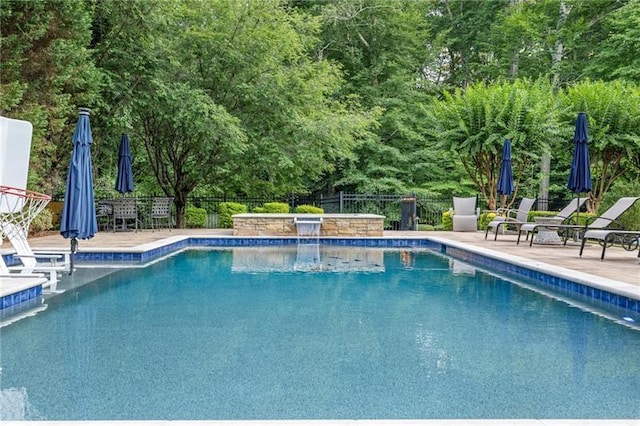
1, 285, 42, 310
2, 236, 637, 314
443, 246, 639, 313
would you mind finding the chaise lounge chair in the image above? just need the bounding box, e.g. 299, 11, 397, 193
449, 196, 480, 232
485, 197, 536, 241
575, 197, 640, 259
516, 197, 586, 246
519, 197, 640, 256
579, 229, 640, 260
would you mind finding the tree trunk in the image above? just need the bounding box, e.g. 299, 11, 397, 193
175, 193, 187, 228
539, 1, 571, 211
538, 152, 550, 211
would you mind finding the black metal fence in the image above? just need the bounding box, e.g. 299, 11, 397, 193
173, 193, 452, 230
82, 193, 570, 230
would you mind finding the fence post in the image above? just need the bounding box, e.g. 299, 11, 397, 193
339, 191, 344, 213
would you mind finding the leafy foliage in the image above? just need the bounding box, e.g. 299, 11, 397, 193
294, 205, 324, 214
185, 207, 207, 228
0, 0, 101, 193
424, 79, 562, 210
134, 81, 247, 227
1, 0, 639, 222
561, 80, 640, 211
253, 202, 290, 214
219, 202, 248, 228
586, 0, 640, 83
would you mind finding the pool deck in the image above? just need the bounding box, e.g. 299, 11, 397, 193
6, 228, 638, 289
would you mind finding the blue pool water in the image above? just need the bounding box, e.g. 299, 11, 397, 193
1, 246, 639, 420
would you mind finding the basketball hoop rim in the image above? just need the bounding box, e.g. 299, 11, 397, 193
0, 184, 51, 201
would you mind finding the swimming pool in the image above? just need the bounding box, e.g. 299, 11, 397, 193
1, 246, 639, 420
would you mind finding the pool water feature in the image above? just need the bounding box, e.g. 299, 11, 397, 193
0, 247, 639, 420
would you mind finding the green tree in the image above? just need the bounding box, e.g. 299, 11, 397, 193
0, 0, 101, 193
561, 80, 640, 212
425, 0, 507, 89
88, 0, 166, 195
586, 0, 640, 83
309, 0, 437, 195
134, 82, 247, 228
424, 79, 562, 210
167, 0, 375, 197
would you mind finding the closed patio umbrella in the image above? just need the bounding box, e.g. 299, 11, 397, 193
115, 133, 134, 194
60, 107, 97, 274
567, 112, 592, 224
497, 138, 514, 208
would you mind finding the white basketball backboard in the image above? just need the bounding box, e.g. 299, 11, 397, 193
0, 116, 33, 213
0, 116, 32, 189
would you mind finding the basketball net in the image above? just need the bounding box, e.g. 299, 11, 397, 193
0, 185, 51, 240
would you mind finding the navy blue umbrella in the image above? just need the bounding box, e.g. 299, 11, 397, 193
115, 133, 134, 194
567, 112, 592, 223
60, 107, 97, 274
497, 138, 514, 207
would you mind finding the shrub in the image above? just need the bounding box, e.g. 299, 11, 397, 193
259, 202, 290, 213
294, 205, 324, 214
29, 208, 53, 236
441, 210, 453, 231
479, 211, 497, 230
573, 212, 597, 226
600, 180, 640, 230
185, 207, 207, 228
527, 210, 558, 219
417, 224, 435, 231
219, 202, 248, 228
46, 201, 63, 227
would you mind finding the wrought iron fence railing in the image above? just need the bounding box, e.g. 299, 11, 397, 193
52, 193, 572, 230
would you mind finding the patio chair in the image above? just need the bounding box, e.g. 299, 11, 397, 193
150, 197, 174, 231
573, 197, 640, 259
527, 196, 640, 249
96, 201, 113, 232
579, 229, 640, 260
484, 197, 536, 241
449, 196, 480, 232
112, 197, 139, 232
516, 197, 587, 246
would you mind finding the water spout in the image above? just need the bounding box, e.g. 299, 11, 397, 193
293, 217, 322, 238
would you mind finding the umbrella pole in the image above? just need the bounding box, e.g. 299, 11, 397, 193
69, 237, 77, 275
573, 194, 581, 242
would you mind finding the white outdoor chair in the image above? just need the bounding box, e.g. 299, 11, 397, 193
449, 197, 480, 232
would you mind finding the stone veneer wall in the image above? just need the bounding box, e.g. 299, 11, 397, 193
232, 214, 385, 237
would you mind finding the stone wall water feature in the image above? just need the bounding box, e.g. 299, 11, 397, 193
232, 214, 385, 237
